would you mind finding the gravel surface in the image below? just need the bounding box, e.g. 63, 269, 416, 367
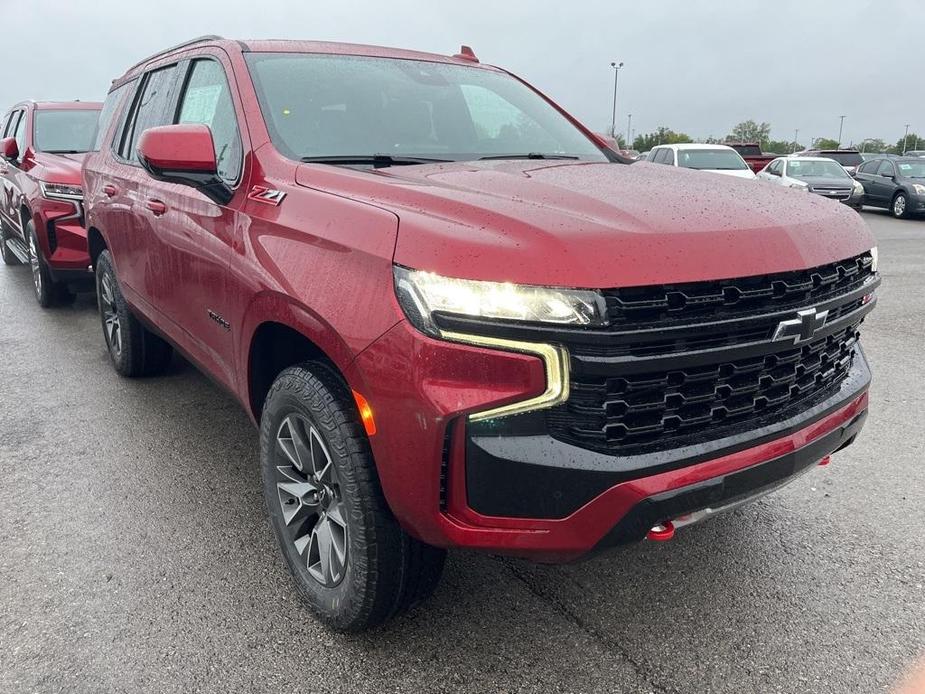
1, 210, 922, 693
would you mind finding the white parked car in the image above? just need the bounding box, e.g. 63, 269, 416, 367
647, 143, 756, 179
756, 156, 865, 210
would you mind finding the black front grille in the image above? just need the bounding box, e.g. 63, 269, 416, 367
547, 252, 877, 456
603, 253, 874, 328
549, 323, 860, 453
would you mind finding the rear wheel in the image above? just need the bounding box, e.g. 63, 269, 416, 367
26, 221, 72, 308
260, 362, 446, 632
892, 192, 909, 219
95, 249, 172, 377
0, 222, 20, 266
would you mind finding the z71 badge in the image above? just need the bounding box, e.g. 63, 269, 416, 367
247, 186, 286, 206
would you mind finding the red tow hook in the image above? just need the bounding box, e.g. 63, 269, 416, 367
646, 521, 675, 542
818, 456, 832, 466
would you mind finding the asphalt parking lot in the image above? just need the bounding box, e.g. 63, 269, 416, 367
1, 210, 923, 694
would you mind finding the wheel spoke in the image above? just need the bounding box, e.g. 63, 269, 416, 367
307, 520, 333, 584
277, 416, 312, 471
309, 427, 334, 482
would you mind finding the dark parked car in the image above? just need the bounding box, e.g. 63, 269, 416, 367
855, 157, 925, 218
802, 149, 864, 176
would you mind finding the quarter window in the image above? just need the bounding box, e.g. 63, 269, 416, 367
12, 110, 27, 158
176, 59, 243, 183
119, 65, 180, 162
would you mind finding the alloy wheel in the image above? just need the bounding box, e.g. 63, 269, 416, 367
894, 195, 906, 217
275, 414, 348, 587
28, 234, 42, 295
100, 273, 122, 357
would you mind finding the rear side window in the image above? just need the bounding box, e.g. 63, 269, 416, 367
653, 148, 667, 164
768, 159, 783, 175
0, 113, 10, 137
176, 59, 243, 183
94, 82, 133, 151
858, 160, 879, 174
118, 65, 180, 162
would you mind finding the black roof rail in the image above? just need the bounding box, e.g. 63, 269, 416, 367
127, 34, 224, 71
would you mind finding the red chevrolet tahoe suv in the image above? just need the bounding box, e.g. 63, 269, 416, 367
82, 36, 879, 631
1, 100, 102, 306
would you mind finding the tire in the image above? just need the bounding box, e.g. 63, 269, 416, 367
891, 192, 910, 219
95, 249, 173, 377
260, 362, 446, 632
26, 220, 72, 308
0, 222, 20, 266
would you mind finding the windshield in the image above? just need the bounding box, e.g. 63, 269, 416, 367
786, 160, 850, 179
896, 161, 925, 178
822, 151, 863, 167
244, 53, 608, 164
677, 148, 748, 171
32, 109, 100, 153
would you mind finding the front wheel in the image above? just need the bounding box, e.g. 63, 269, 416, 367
892, 192, 910, 219
26, 221, 72, 308
260, 362, 446, 632
95, 249, 173, 377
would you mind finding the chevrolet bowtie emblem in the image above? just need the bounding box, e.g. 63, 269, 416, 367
772, 307, 829, 344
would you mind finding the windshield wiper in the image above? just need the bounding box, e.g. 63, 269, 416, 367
299, 154, 452, 168
43, 149, 83, 154
478, 153, 580, 161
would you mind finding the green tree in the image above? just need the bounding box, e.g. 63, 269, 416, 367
892, 133, 924, 154
727, 120, 772, 146
859, 138, 889, 153
633, 127, 692, 151
765, 139, 802, 154
813, 138, 840, 150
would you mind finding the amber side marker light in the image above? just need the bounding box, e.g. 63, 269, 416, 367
352, 390, 377, 436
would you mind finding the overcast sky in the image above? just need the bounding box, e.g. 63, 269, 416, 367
2, 0, 921, 147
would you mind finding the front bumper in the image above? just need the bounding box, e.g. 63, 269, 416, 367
349, 318, 871, 563
31, 197, 92, 273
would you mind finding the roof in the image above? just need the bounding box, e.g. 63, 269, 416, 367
117, 36, 495, 84
657, 143, 738, 151
8, 100, 102, 111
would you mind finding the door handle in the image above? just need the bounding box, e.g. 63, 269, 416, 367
103, 183, 119, 198
145, 199, 167, 216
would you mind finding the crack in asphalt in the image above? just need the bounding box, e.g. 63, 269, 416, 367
499, 557, 678, 694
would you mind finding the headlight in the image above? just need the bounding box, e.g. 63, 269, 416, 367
789, 182, 809, 191
912, 184, 925, 196
853, 181, 864, 195
40, 182, 83, 201
394, 266, 608, 337
870, 246, 878, 272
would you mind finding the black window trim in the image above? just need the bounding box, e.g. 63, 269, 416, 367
172, 55, 244, 189
112, 62, 185, 167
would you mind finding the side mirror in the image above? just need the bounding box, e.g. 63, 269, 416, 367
1, 137, 19, 160
137, 124, 231, 205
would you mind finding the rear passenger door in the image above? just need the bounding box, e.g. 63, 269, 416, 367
0, 109, 26, 241
871, 160, 897, 203
106, 64, 182, 306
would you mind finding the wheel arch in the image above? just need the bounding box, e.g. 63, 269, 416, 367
243, 296, 358, 424
86, 226, 108, 269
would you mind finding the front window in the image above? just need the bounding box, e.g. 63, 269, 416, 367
896, 161, 925, 178
786, 160, 851, 179
33, 109, 101, 153
677, 148, 748, 171
244, 53, 608, 164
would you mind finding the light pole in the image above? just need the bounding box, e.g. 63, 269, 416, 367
837, 115, 846, 148
610, 61, 623, 139
792, 128, 799, 153
903, 124, 911, 154
626, 113, 632, 149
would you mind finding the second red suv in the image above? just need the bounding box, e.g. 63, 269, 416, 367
83, 36, 878, 631
1, 100, 102, 306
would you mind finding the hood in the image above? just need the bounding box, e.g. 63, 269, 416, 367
295, 159, 874, 288
29, 150, 88, 186
702, 168, 755, 180
803, 176, 855, 189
